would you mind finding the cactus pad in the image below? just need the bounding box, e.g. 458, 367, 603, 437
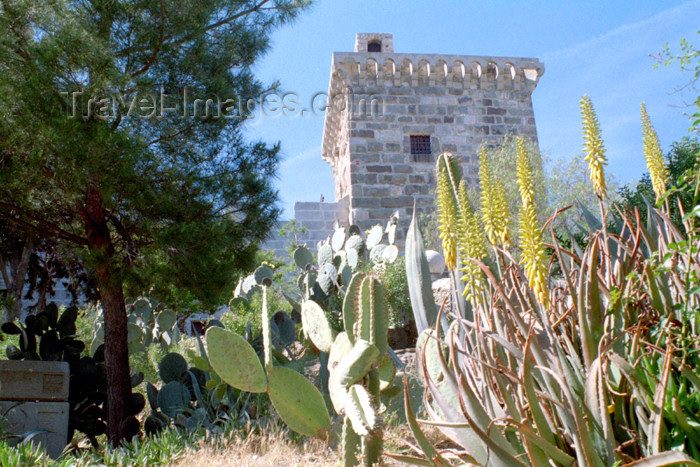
366, 225, 384, 250
267, 366, 332, 439
254, 264, 274, 286
345, 384, 377, 436
317, 263, 338, 295
342, 272, 365, 342
206, 327, 268, 393
301, 300, 336, 353
157, 381, 191, 418
156, 310, 177, 330
331, 227, 346, 252
318, 243, 334, 266
159, 352, 188, 383
294, 245, 314, 270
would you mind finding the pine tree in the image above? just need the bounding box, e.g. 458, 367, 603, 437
0, 0, 309, 444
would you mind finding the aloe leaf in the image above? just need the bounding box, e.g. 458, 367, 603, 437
517, 423, 575, 466
522, 337, 556, 445
406, 201, 438, 334
402, 374, 449, 466
383, 454, 440, 466
648, 348, 673, 454
578, 201, 603, 232
621, 451, 700, 467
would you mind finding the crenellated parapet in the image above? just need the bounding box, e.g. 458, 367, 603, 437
330, 52, 544, 93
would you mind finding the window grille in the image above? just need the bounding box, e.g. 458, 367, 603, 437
410, 135, 431, 162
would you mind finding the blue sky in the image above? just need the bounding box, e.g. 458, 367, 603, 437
245, 0, 700, 219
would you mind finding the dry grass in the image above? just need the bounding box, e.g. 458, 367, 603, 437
170, 418, 448, 467
171, 423, 339, 467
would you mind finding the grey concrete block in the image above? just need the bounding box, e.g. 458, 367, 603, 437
0, 360, 69, 402
0, 400, 69, 459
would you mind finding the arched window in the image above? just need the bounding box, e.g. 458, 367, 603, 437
367, 41, 381, 52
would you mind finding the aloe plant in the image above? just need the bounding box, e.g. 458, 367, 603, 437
397, 122, 700, 465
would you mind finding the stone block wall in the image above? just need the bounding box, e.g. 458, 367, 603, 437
294, 196, 349, 250
262, 196, 350, 257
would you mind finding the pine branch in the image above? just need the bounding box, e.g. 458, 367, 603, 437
0, 202, 87, 245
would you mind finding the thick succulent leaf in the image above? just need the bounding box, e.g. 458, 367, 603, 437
159, 352, 188, 383
405, 203, 438, 334
345, 234, 364, 255
621, 451, 700, 467
342, 272, 365, 342
401, 374, 449, 465
317, 263, 338, 295
1, 322, 22, 335
271, 311, 296, 347
345, 384, 377, 436
267, 366, 331, 439
206, 327, 268, 393
56, 306, 78, 337
254, 264, 274, 286
357, 276, 389, 354
366, 224, 384, 250
318, 243, 334, 266
294, 245, 314, 270
341, 417, 361, 467
301, 300, 336, 353
331, 227, 346, 252
157, 381, 190, 418
156, 310, 177, 330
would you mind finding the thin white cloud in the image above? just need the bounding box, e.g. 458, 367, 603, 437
281, 145, 322, 167
541, 0, 700, 63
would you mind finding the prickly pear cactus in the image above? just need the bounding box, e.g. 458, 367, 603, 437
291, 214, 399, 311
304, 271, 395, 467
206, 266, 332, 439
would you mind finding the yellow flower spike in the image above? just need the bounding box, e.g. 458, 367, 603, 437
436, 153, 462, 271
479, 147, 510, 247
492, 181, 511, 247
580, 95, 608, 199
457, 180, 487, 305
516, 144, 549, 304
516, 137, 534, 208
640, 102, 669, 203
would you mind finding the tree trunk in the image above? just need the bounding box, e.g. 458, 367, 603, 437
82, 187, 132, 446
1, 235, 34, 321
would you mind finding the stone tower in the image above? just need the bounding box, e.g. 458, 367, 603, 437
320, 33, 544, 241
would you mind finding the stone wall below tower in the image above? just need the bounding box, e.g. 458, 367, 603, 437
262, 196, 350, 258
